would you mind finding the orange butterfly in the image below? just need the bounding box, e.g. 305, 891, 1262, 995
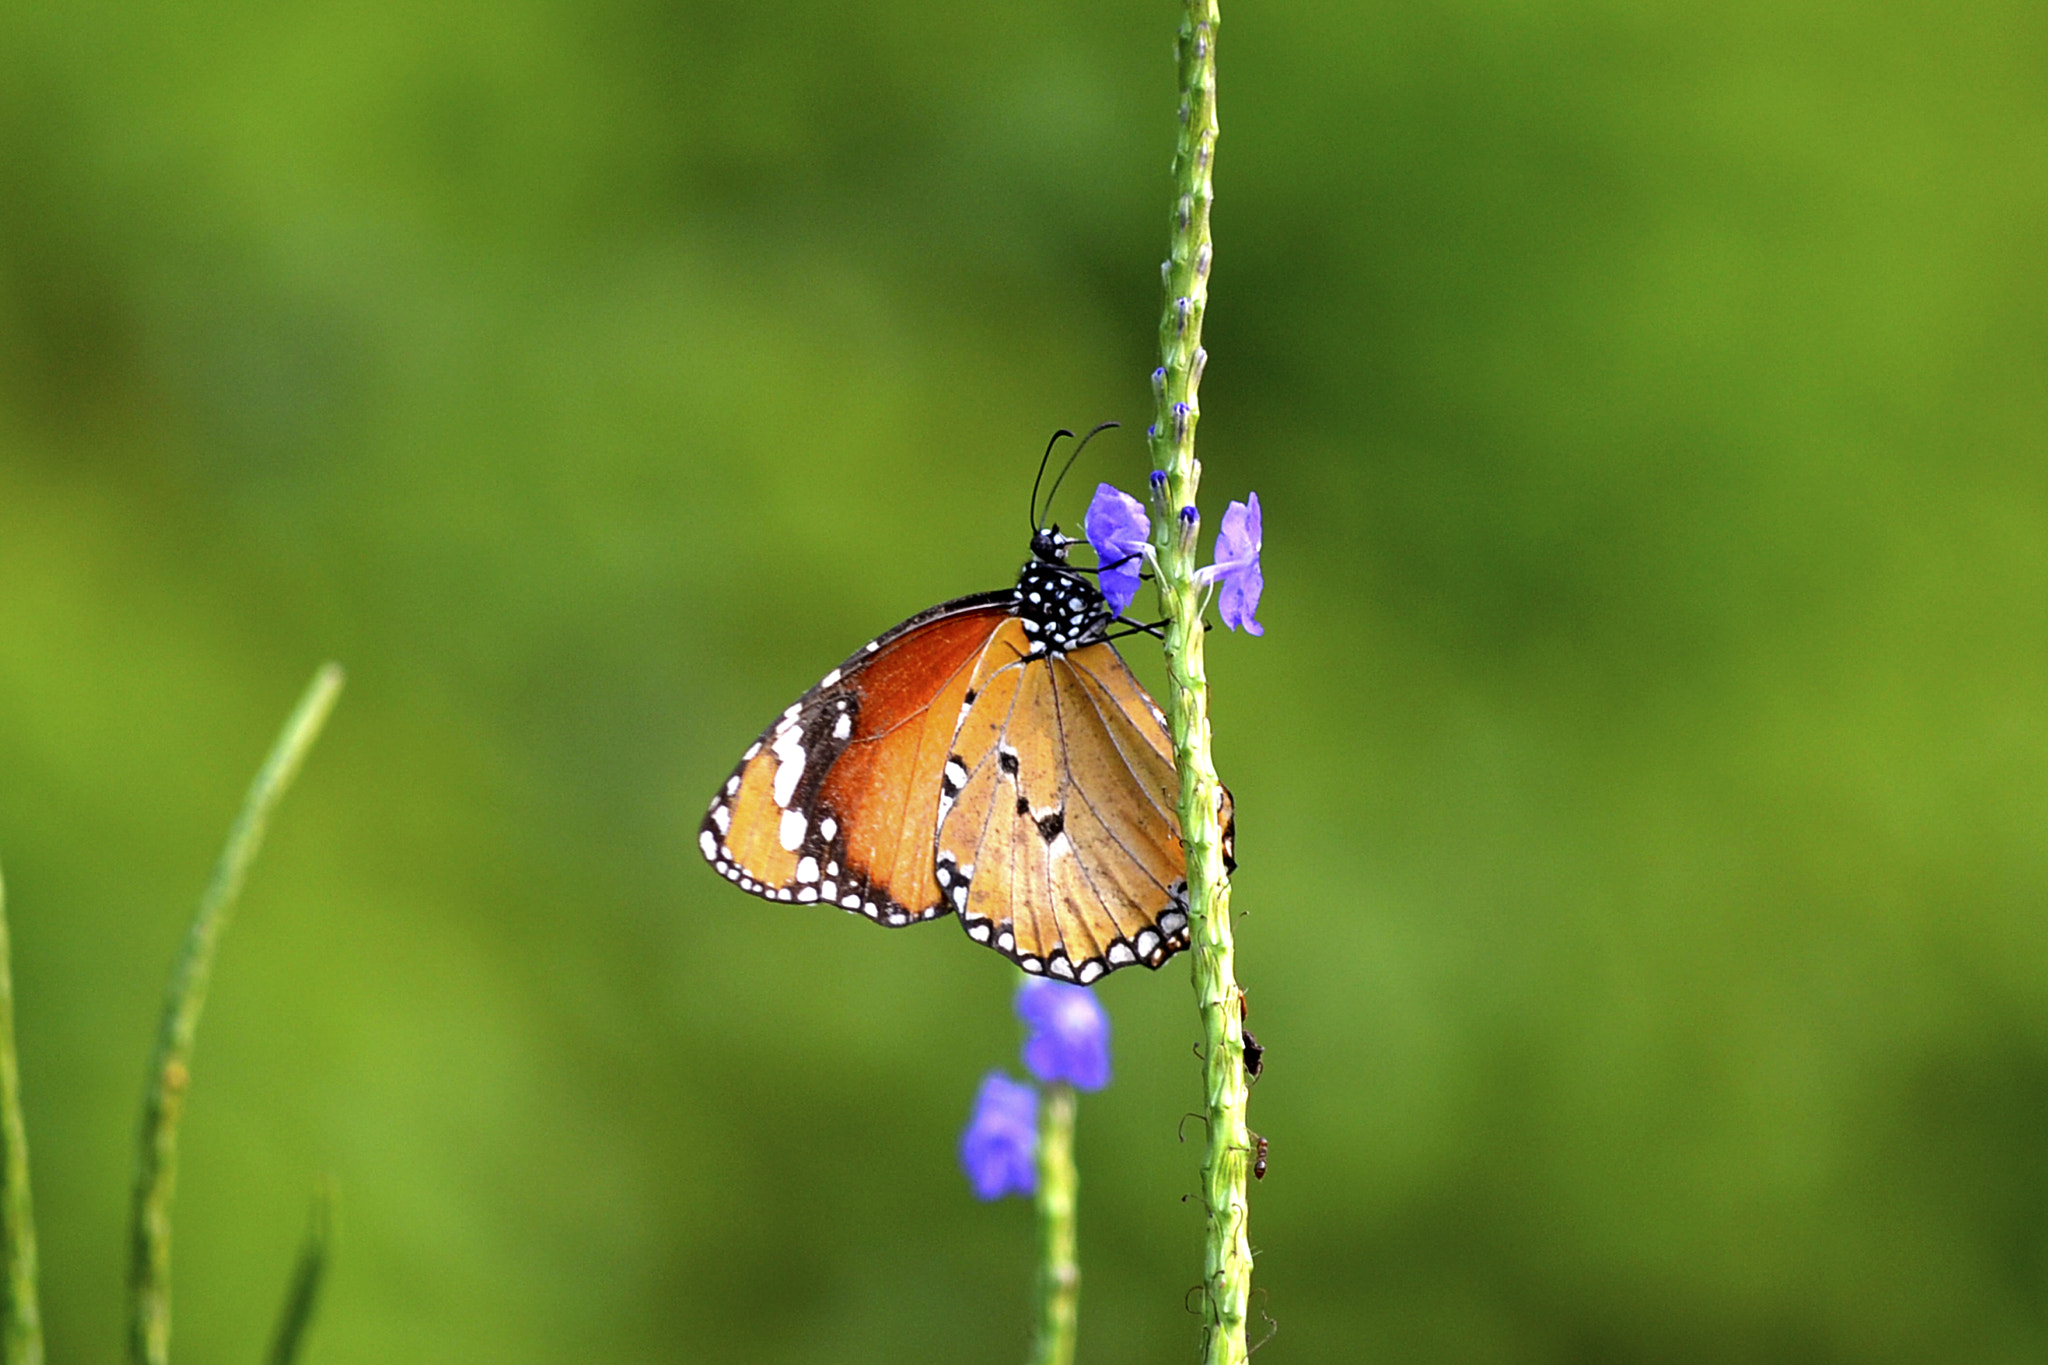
701, 441, 1233, 983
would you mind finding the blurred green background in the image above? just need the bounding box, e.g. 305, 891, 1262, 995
2, 0, 2045, 1360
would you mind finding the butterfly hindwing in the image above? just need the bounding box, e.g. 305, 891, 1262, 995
702, 592, 1013, 923
936, 635, 1215, 981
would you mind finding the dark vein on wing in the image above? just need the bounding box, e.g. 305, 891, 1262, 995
1063, 652, 1182, 840
1049, 661, 1172, 919
953, 647, 1030, 920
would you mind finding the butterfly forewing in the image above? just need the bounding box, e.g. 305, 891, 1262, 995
702, 593, 1012, 922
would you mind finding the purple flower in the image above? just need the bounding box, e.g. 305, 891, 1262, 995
1016, 978, 1112, 1091
1083, 483, 1150, 617
1197, 492, 1263, 635
960, 1072, 1038, 1200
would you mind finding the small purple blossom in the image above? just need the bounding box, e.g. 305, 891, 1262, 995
1016, 978, 1112, 1091
1083, 483, 1150, 617
960, 1072, 1038, 1200
1197, 492, 1263, 635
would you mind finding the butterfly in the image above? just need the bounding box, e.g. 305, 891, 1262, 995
700, 432, 1233, 983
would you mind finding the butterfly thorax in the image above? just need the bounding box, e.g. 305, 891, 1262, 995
1013, 535, 1112, 654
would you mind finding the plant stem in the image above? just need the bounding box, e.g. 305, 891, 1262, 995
0, 861, 42, 1365
1031, 1084, 1079, 1365
1146, 2, 1252, 1363
129, 663, 345, 1365
264, 1178, 334, 1365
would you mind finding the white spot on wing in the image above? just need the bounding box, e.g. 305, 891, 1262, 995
820, 817, 837, 841
779, 809, 807, 851
772, 756, 804, 807
711, 805, 730, 834
699, 831, 717, 860
795, 856, 819, 884
1107, 942, 1135, 966
820, 668, 842, 687
832, 712, 852, 741
1077, 960, 1104, 983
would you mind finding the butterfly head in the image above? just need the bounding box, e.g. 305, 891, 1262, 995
1029, 525, 1074, 566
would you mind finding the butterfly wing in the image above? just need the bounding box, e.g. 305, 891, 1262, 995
934, 634, 1234, 982
702, 592, 1015, 924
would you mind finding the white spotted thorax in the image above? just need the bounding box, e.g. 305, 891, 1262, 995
1014, 527, 1115, 655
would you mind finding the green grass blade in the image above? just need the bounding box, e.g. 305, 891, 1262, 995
264, 1179, 334, 1365
129, 663, 345, 1365
0, 860, 43, 1365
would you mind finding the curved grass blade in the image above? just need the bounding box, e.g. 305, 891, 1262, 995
0, 860, 42, 1365
265, 1178, 333, 1365
129, 663, 345, 1365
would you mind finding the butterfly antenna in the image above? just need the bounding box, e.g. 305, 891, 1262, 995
1030, 429, 1077, 531
1040, 420, 1121, 527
